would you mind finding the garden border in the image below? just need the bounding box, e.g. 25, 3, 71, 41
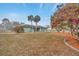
64, 38, 79, 52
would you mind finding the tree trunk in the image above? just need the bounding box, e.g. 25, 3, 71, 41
35, 22, 38, 31
69, 23, 73, 35
71, 25, 75, 36
31, 21, 33, 32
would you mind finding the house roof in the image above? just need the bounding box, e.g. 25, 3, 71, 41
22, 24, 47, 29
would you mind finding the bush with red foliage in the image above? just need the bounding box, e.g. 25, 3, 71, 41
13, 25, 24, 33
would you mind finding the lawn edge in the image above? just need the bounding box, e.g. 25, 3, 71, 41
64, 38, 79, 52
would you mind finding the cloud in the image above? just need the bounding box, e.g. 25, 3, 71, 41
0, 21, 2, 24
9, 13, 18, 18
1, 13, 20, 22
51, 4, 59, 15
39, 3, 43, 9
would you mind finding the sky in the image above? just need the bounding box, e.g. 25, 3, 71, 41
0, 3, 59, 27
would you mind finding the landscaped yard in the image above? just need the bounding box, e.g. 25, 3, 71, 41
0, 32, 79, 56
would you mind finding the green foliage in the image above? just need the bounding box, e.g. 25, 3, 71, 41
28, 15, 34, 22
34, 15, 40, 23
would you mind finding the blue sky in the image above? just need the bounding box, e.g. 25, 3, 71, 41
0, 3, 58, 26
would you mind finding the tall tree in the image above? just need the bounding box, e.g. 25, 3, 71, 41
52, 3, 79, 34
2, 18, 10, 24
50, 15, 53, 28
2, 18, 10, 31
28, 15, 34, 31
34, 15, 40, 31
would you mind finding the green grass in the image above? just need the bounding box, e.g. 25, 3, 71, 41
0, 32, 79, 56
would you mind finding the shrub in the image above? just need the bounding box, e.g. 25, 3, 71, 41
13, 25, 24, 33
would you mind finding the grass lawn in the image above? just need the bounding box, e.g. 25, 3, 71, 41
0, 32, 79, 56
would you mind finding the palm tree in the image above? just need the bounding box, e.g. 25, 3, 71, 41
28, 15, 34, 31
34, 15, 40, 31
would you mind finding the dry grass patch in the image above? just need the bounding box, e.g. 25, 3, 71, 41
0, 32, 79, 56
